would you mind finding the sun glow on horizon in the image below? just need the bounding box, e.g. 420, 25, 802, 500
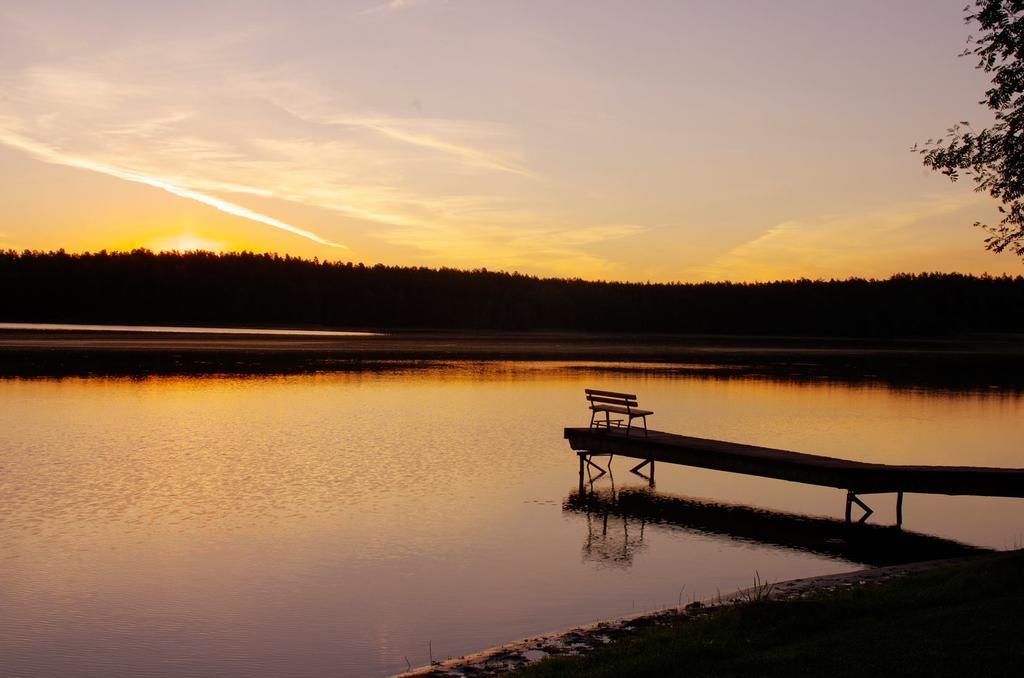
147, 234, 227, 254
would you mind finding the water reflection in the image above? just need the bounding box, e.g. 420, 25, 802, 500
3, 329, 1024, 392
0, 322, 381, 337
579, 508, 648, 568
565, 486, 990, 568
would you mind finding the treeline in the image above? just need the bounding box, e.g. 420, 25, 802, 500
2, 249, 1023, 337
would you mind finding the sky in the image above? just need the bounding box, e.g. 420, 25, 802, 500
0, 0, 1020, 282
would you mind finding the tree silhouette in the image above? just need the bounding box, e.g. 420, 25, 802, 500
917, 0, 1024, 255
1, 249, 1022, 337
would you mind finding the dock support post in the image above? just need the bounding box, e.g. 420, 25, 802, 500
896, 491, 904, 529
578, 452, 586, 494
580, 453, 607, 483
629, 458, 655, 486
844, 491, 874, 524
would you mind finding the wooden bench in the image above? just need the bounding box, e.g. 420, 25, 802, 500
585, 389, 653, 437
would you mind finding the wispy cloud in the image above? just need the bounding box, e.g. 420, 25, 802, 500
689, 194, 992, 282
354, 119, 533, 178
267, 95, 533, 178
359, 0, 447, 16
0, 59, 634, 275
0, 128, 347, 249
374, 217, 645, 276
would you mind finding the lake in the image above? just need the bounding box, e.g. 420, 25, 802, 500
2, 362, 1022, 676
0, 322, 381, 337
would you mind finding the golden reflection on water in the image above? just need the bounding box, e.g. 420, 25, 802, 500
1, 363, 1023, 676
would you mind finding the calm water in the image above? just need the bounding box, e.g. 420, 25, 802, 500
2, 362, 1023, 677
0, 322, 380, 337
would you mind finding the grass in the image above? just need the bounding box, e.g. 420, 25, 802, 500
512, 551, 1024, 677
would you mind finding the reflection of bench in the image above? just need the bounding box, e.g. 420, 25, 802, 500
586, 389, 653, 437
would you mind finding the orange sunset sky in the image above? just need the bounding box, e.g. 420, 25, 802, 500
1, 0, 1021, 282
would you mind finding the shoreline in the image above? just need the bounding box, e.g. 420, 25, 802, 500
396, 554, 989, 677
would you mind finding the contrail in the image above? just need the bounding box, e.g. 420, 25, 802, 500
127, 174, 347, 249
0, 130, 347, 249
361, 121, 534, 178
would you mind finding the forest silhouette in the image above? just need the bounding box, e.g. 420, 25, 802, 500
2, 249, 1023, 337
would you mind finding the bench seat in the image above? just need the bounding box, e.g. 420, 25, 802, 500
590, 404, 653, 417
585, 388, 653, 437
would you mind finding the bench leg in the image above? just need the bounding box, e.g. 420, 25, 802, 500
642, 415, 648, 438
589, 410, 596, 429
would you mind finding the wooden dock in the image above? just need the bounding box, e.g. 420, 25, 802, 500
564, 427, 1024, 526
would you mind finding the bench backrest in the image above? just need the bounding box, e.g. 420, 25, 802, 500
585, 388, 638, 408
